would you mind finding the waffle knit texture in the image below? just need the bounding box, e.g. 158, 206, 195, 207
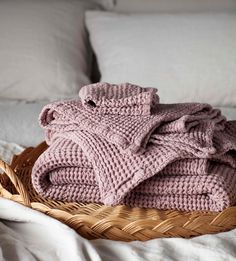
32, 82, 236, 211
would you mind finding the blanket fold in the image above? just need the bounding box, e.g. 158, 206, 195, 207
78, 82, 159, 116
32, 83, 236, 211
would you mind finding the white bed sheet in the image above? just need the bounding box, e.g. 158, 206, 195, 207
219, 107, 236, 121
0, 100, 47, 147
0, 198, 236, 261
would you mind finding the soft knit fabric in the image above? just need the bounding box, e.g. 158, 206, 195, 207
32, 82, 236, 211
33, 137, 236, 211
39, 99, 225, 154
79, 82, 159, 116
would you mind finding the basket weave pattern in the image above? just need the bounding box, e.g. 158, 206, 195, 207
0, 142, 236, 241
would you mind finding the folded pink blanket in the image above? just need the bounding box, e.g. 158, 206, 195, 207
40, 83, 225, 154
32, 83, 236, 211
79, 82, 159, 116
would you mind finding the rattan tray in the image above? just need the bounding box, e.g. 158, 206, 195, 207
0, 142, 236, 241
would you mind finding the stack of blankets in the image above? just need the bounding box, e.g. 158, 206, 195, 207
32, 83, 236, 212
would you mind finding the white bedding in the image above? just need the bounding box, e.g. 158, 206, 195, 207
0, 198, 236, 261
220, 107, 236, 120
0, 100, 47, 147
0, 141, 236, 261
0, 140, 24, 164
86, 11, 236, 107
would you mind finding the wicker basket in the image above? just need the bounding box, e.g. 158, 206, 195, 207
0, 142, 236, 241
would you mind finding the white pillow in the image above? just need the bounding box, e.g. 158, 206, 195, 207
0, 0, 103, 101
108, 0, 236, 13
86, 11, 236, 107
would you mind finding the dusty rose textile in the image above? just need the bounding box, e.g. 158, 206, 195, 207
32, 83, 236, 211
40, 83, 225, 154
79, 82, 159, 116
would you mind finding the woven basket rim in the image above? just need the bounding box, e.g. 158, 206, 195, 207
0, 142, 236, 241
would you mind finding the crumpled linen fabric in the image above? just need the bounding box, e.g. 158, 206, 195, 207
32, 82, 236, 211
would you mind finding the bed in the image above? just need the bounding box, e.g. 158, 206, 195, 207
1, 196, 236, 261
0, 137, 236, 260
0, 0, 236, 260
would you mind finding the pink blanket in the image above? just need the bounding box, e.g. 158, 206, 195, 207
32, 83, 236, 211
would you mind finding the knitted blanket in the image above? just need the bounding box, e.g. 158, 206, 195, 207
32, 83, 236, 211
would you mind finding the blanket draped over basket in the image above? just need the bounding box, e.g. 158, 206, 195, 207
32, 83, 236, 212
